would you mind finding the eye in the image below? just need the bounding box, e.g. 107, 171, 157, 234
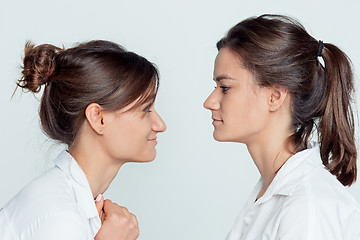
143, 104, 152, 113
220, 85, 230, 93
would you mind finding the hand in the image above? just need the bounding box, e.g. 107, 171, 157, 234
94, 196, 139, 240
95, 194, 105, 223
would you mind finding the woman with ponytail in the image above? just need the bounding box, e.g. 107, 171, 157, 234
0, 40, 166, 240
204, 15, 360, 239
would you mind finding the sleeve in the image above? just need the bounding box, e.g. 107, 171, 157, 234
275, 201, 319, 240
0, 209, 17, 240
343, 210, 360, 240
28, 212, 91, 240
224, 231, 230, 240
275, 198, 353, 240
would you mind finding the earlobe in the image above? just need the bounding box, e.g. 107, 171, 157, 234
268, 86, 288, 112
85, 103, 105, 135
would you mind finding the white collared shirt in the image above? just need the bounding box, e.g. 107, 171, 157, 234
0, 150, 101, 240
226, 146, 360, 240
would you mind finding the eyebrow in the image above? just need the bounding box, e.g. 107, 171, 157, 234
213, 74, 236, 82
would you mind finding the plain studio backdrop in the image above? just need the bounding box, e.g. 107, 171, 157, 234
1, 0, 359, 239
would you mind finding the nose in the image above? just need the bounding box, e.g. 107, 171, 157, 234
203, 89, 220, 111
152, 110, 167, 133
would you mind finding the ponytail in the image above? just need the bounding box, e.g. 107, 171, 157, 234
319, 43, 357, 186
217, 14, 357, 186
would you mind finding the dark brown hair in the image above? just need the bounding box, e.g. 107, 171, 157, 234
18, 40, 159, 147
217, 14, 357, 186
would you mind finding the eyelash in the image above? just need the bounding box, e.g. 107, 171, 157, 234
143, 105, 152, 113
219, 86, 230, 93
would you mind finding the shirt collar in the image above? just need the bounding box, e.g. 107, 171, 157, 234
256, 145, 323, 204
53, 150, 99, 220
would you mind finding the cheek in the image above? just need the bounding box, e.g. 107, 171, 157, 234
103, 124, 130, 155
227, 100, 254, 129
219, 94, 269, 140
222, 95, 250, 122
98, 102, 165, 162
118, 119, 148, 146
106, 116, 156, 161
102, 118, 139, 158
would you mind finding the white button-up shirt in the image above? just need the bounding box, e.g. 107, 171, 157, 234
226, 146, 360, 240
0, 150, 101, 240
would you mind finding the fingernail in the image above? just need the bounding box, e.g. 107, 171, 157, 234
95, 194, 102, 202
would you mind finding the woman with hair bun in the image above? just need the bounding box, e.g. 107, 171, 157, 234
0, 40, 166, 240
204, 15, 360, 239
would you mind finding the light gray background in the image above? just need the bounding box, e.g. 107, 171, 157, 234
1, 0, 359, 239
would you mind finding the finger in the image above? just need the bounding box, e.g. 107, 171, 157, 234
130, 213, 139, 228
94, 194, 104, 217
99, 209, 105, 223
121, 206, 131, 219
122, 207, 138, 227
102, 199, 113, 214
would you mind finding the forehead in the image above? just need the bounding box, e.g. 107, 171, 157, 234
215, 48, 242, 69
214, 48, 252, 81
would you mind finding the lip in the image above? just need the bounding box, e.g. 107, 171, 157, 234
147, 137, 157, 143
212, 119, 223, 125
212, 118, 223, 122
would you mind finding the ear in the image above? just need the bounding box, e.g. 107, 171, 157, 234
268, 85, 289, 112
84, 103, 104, 135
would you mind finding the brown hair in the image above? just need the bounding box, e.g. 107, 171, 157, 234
217, 14, 357, 186
18, 40, 159, 147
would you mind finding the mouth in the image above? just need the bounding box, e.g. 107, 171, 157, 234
147, 137, 157, 142
212, 118, 223, 122
212, 117, 223, 125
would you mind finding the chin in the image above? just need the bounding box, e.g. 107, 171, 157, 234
213, 131, 242, 143
125, 150, 157, 163
140, 150, 157, 163
142, 157, 156, 163
213, 132, 229, 142
129, 157, 155, 163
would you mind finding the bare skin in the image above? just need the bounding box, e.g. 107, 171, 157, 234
68, 100, 166, 240
95, 196, 139, 240
204, 48, 295, 201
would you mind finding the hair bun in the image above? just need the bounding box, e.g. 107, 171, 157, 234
18, 41, 62, 93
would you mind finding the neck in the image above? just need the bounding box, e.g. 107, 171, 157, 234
248, 141, 293, 190
68, 133, 124, 199
246, 117, 294, 191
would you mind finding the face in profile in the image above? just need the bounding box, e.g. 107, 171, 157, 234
101, 99, 166, 163
203, 48, 271, 145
